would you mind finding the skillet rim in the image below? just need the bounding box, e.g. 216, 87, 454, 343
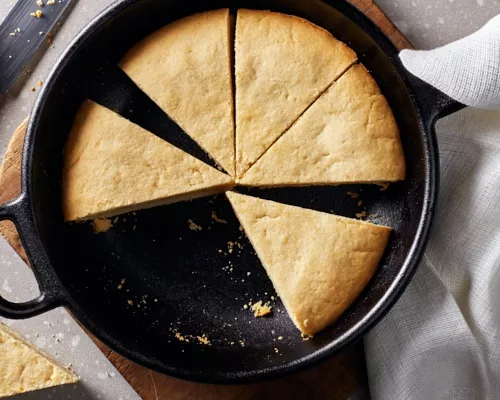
21, 0, 439, 383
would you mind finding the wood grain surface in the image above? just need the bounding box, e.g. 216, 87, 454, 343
0, 2, 410, 398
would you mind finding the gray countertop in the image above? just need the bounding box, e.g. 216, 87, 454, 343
378, 0, 499, 49
0, 1, 498, 399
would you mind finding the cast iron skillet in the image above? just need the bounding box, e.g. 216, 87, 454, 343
0, 0, 465, 383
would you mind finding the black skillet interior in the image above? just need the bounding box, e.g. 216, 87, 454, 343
27, 0, 432, 382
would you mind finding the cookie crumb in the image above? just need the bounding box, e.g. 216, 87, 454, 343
347, 191, 359, 199
36, 0, 44, 6
251, 301, 272, 317
187, 219, 202, 231
211, 211, 227, 224
355, 211, 367, 219
30, 87, 36, 92
379, 183, 390, 191
196, 335, 210, 345
175, 332, 189, 343
47, 0, 55, 4
37, 80, 43, 87
92, 218, 112, 233
357, 200, 363, 206
30, 10, 43, 18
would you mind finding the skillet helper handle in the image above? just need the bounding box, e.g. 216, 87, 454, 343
411, 74, 466, 121
0, 194, 64, 318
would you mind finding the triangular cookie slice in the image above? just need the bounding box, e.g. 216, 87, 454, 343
235, 9, 357, 177
119, 9, 235, 175
0, 323, 78, 397
62, 101, 234, 221
226, 192, 390, 335
239, 64, 405, 186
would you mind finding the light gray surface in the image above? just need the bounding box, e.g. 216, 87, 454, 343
0, 1, 499, 399
0, 238, 140, 400
377, 0, 499, 49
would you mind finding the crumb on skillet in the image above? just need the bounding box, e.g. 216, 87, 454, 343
251, 301, 272, 317
355, 210, 367, 219
92, 218, 112, 233
187, 219, 202, 231
211, 211, 227, 224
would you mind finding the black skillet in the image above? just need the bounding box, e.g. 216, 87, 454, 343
0, 0, 465, 383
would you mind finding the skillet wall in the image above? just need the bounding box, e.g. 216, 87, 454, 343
27, 0, 429, 380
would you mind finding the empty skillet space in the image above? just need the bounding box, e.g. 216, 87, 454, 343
27, 0, 428, 380
63, 195, 305, 373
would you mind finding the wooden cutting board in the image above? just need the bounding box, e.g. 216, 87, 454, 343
0, 2, 411, 398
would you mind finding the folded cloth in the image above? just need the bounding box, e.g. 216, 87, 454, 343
365, 15, 500, 400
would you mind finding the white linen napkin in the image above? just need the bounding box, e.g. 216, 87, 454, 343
365, 14, 500, 400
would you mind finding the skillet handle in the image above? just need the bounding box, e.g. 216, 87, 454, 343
0, 194, 65, 318
410, 74, 466, 121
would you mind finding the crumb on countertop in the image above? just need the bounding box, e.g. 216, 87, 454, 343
30, 87, 36, 92
92, 218, 112, 233
47, 0, 56, 4
251, 301, 272, 317
37, 80, 43, 87
36, 0, 44, 6
347, 191, 359, 199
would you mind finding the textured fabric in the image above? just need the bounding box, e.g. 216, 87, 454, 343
400, 14, 500, 109
365, 15, 500, 400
